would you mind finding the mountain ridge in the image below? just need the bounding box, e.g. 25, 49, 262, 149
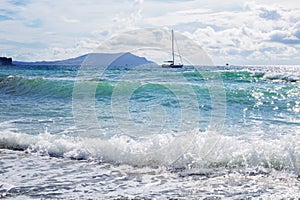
13, 52, 155, 66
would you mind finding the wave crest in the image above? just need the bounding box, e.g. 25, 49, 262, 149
1, 129, 299, 173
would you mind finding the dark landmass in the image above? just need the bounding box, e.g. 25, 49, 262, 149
0, 57, 13, 65
13, 52, 155, 67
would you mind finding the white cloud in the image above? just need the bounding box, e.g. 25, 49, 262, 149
62, 16, 80, 23
0, 0, 299, 65
175, 2, 300, 65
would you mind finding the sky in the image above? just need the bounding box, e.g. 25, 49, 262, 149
0, 0, 300, 65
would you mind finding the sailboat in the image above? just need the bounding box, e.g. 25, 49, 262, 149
162, 30, 183, 68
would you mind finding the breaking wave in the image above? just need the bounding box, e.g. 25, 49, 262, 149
0, 128, 299, 173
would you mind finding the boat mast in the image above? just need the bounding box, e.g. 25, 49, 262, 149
172, 29, 174, 65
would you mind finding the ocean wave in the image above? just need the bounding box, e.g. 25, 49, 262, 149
1, 129, 299, 173
0, 75, 117, 98
262, 72, 300, 82
245, 65, 300, 82
0, 75, 74, 98
0, 75, 208, 100
184, 69, 300, 83
1, 68, 298, 101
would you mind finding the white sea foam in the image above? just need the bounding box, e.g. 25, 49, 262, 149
1, 128, 299, 173
1, 147, 299, 199
263, 72, 300, 82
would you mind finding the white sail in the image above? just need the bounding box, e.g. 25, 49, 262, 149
162, 30, 183, 68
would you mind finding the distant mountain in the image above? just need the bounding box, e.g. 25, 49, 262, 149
13, 52, 155, 67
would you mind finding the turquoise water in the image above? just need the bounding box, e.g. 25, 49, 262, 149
0, 64, 299, 198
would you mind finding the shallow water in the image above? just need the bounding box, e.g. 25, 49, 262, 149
1, 149, 299, 199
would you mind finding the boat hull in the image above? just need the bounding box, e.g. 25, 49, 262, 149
170, 64, 183, 68
161, 64, 183, 68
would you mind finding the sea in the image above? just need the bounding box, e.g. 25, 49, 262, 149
0, 62, 299, 199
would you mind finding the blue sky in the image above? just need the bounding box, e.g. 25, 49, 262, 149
0, 0, 300, 65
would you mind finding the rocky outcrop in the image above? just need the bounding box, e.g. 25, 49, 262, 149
0, 57, 13, 65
